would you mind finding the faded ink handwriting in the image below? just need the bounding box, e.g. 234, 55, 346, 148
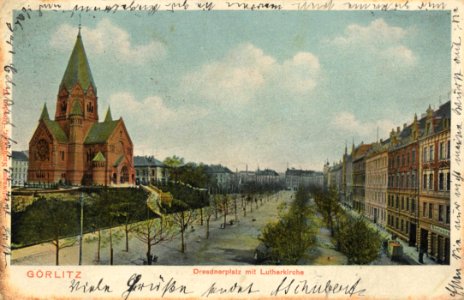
122, 273, 192, 300
69, 278, 113, 294
270, 277, 366, 297
447, 269, 464, 297
201, 281, 259, 297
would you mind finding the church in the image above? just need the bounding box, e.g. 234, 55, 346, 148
27, 28, 135, 186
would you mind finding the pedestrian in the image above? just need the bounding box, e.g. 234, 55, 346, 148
419, 249, 424, 264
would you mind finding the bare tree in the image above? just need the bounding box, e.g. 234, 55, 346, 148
172, 209, 197, 253
133, 215, 176, 265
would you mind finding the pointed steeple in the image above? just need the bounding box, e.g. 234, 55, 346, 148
60, 30, 96, 93
40, 103, 50, 120
104, 106, 112, 122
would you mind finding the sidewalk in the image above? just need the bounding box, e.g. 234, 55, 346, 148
342, 207, 436, 265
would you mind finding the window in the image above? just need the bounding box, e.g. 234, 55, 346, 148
439, 172, 444, 191
429, 173, 434, 191
423, 202, 426, 217
411, 199, 416, 213
429, 203, 433, 219
447, 140, 451, 159
60, 151, 64, 160
446, 206, 450, 224
429, 145, 434, 162
396, 196, 399, 209
401, 219, 404, 232
406, 198, 410, 211
447, 172, 451, 191
396, 217, 399, 229
423, 174, 427, 190
412, 149, 416, 164
439, 205, 444, 222
423, 146, 427, 162
401, 197, 404, 210
406, 221, 409, 234
439, 142, 445, 160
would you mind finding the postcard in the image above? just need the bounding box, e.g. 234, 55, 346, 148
1, 0, 463, 299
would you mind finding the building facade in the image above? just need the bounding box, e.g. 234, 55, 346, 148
365, 142, 389, 228
27, 30, 135, 186
12, 151, 28, 187
417, 103, 451, 264
387, 121, 420, 247
134, 156, 168, 185
352, 143, 372, 213
286, 168, 323, 190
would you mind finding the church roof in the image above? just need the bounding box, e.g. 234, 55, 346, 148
40, 103, 50, 120
43, 119, 68, 143
104, 107, 112, 122
84, 120, 119, 144
70, 101, 83, 116
60, 33, 96, 93
92, 151, 106, 162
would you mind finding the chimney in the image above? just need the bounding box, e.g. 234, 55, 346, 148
397, 126, 400, 133
403, 123, 407, 129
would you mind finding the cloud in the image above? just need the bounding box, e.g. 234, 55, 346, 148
328, 18, 416, 66
50, 19, 167, 65
331, 111, 396, 139
182, 43, 320, 106
107, 92, 207, 128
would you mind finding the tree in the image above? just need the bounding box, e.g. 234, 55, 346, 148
112, 188, 146, 252
133, 211, 176, 265
97, 189, 125, 265
163, 155, 185, 182
18, 197, 78, 265
171, 199, 197, 253
204, 205, 215, 239
259, 188, 317, 264
335, 215, 382, 264
313, 186, 341, 236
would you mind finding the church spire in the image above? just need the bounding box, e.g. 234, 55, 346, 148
60, 28, 95, 93
40, 103, 50, 120
104, 106, 113, 122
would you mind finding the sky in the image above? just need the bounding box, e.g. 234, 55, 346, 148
12, 10, 451, 172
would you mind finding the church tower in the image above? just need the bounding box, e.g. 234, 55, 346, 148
28, 25, 136, 187
67, 101, 85, 184
55, 28, 98, 137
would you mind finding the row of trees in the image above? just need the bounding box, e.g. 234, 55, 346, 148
312, 186, 382, 264
14, 185, 210, 265
259, 188, 317, 264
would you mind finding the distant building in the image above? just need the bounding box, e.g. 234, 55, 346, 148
237, 170, 256, 185
365, 140, 389, 228
12, 151, 28, 187
343, 147, 354, 208
255, 168, 280, 185
327, 162, 343, 192
205, 164, 234, 190
285, 168, 323, 190
352, 143, 372, 212
134, 156, 168, 185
